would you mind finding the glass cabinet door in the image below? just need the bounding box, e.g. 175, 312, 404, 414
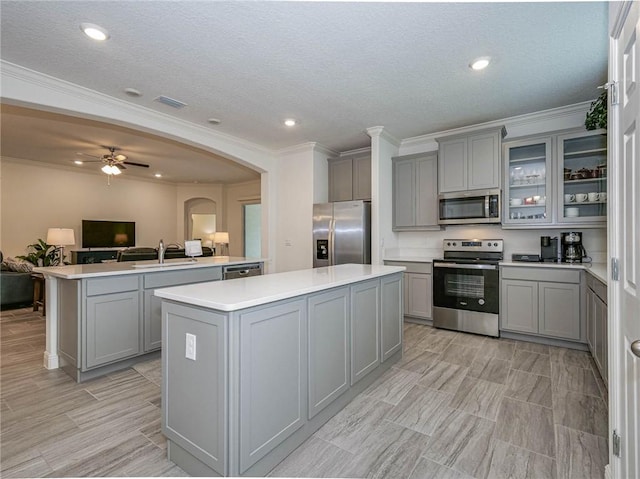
557, 131, 607, 224
503, 138, 552, 225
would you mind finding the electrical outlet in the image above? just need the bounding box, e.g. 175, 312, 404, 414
185, 333, 196, 361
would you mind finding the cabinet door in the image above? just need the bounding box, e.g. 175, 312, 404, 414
85, 291, 140, 368
538, 282, 581, 340
501, 280, 538, 334
381, 274, 403, 361
350, 279, 380, 385
556, 130, 607, 225
586, 288, 596, 355
352, 155, 371, 200
468, 130, 501, 190
144, 290, 163, 352
307, 288, 349, 419
392, 158, 416, 228
415, 155, 439, 227
594, 294, 607, 382
438, 138, 467, 193
405, 273, 432, 319
328, 158, 353, 202
239, 299, 307, 473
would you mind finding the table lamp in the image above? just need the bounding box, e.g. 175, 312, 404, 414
46, 228, 75, 265
213, 232, 229, 256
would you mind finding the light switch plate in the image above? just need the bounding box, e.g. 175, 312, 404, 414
185, 333, 196, 360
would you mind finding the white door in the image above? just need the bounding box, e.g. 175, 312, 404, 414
609, 2, 640, 478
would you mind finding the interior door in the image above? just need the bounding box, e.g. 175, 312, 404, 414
610, 3, 640, 478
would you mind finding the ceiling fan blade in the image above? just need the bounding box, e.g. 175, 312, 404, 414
76, 152, 102, 160
115, 163, 127, 170
114, 154, 127, 162
123, 161, 150, 168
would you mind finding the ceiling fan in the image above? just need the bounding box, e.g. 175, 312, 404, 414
76, 146, 150, 182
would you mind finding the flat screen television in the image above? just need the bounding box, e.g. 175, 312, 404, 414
82, 220, 136, 248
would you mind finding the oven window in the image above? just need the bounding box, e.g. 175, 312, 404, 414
444, 272, 484, 298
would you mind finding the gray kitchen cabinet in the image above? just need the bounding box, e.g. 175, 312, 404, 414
586, 274, 608, 384
143, 267, 223, 352
238, 299, 307, 473
383, 261, 432, 321
501, 266, 582, 341
437, 126, 506, 193
162, 302, 227, 476
307, 287, 349, 419
328, 154, 371, 202
501, 279, 538, 334
350, 278, 380, 385
85, 276, 141, 368
380, 273, 403, 361
392, 153, 439, 231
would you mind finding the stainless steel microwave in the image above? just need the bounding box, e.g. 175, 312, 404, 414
438, 189, 501, 225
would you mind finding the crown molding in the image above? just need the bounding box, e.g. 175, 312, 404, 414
400, 101, 592, 149
0, 61, 276, 168
366, 126, 401, 147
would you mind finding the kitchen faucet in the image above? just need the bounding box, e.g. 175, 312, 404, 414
158, 239, 165, 264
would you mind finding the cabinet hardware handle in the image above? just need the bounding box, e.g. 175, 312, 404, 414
631, 340, 640, 359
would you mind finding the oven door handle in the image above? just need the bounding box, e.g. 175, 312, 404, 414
434, 262, 498, 270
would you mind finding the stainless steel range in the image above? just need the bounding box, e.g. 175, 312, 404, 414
432, 239, 503, 337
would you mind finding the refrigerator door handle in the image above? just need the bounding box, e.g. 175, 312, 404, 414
329, 218, 335, 265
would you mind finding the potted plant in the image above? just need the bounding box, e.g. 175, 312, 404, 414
585, 90, 607, 130
16, 239, 60, 266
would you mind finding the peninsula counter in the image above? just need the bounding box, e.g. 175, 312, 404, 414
34, 256, 264, 379
154, 263, 405, 477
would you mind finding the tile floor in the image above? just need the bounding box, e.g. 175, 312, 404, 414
270, 322, 609, 479
1, 308, 609, 478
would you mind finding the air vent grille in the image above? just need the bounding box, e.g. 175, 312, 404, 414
154, 95, 187, 109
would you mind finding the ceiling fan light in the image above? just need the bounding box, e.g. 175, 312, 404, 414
111, 166, 122, 175
101, 164, 121, 175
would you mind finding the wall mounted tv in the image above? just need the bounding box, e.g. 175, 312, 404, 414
82, 220, 136, 248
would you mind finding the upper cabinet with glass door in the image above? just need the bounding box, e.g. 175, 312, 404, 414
557, 130, 607, 224
503, 137, 553, 226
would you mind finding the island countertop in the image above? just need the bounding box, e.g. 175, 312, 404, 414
155, 263, 406, 312
34, 256, 266, 279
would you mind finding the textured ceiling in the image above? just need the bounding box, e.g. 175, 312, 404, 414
0, 1, 608, 183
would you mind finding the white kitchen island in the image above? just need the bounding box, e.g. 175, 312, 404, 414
34, 256, 264, 380
154, 263, 405, 477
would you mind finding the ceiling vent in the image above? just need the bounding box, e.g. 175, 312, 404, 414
154, 95, 187, 109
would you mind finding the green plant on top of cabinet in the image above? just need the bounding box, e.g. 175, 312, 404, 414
437, 126, 506, 193
328, 153, 371, 202
503, 137, 553, 226
557, 130, 607, 224
392, 152, 440, 231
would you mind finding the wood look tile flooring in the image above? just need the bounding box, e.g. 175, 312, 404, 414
271, 322, 610, 479
1, 309, 609, 478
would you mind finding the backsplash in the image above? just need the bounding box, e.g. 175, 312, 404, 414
385, 225, 608, 263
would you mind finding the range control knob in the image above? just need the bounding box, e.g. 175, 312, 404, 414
446, 242, 451, 246
453, 242, 457, 246
479, 299, 485, 305
486, 242, 491, 247
494, 242, 498, 247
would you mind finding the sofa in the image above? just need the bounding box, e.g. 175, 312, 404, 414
0, 251, 34, 310
116, 245, 214, 262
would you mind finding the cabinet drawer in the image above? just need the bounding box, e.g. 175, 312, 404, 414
86, 276, 139, 296
586, 273, 607, 303
501, 266, 580, 284
384, 261, 432, 274
144, 267, 222, 289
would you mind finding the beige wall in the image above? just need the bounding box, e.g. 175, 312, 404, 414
0, 158, 260, 259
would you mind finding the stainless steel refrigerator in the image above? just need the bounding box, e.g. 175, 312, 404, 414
313, 200, 371, 267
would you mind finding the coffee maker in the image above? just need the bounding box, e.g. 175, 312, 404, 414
561, 231, 585, 263
540, 236, 559, 262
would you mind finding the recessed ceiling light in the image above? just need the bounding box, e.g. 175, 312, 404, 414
470, 57, 491, 71
207, 118, 221, 125
80, 23, 110, 41
154, 173, 163, 178
124, 88, 142, 97
74, 160, 84, 165
284, 119, 297, 127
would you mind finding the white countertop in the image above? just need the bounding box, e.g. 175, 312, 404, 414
500, 261, 608, 284
154, 263, 406, 312
34, 256, 266, 279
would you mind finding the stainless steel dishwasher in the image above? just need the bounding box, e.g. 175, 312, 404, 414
222, 263, 263, 280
